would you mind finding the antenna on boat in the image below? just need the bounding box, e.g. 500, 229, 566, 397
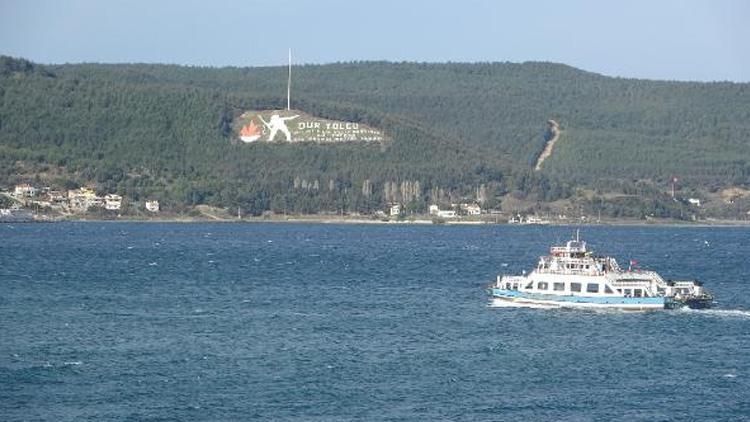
576, 229, 580, 242
287, 48, 292, 111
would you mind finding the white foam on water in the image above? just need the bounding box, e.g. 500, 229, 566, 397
63, 361, 82, 366
678, 307, 750, 319
487, 299, 557, 309
487, 300, 663, 314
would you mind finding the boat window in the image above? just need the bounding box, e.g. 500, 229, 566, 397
604, 285, 614, 294
585, 265, 590, 269
506, 283, 511, 289
634, 289, 642, 298
570, 282, 581, 292
525, 282, 533, 289
553, 282, 565, 291
624, 289, 632, 297
537, 281, 548, 290
586, 283, 599, 293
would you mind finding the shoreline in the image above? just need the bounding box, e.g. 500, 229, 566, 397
9, 214, 750, 227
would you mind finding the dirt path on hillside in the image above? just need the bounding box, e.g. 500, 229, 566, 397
534, 119, 561, 171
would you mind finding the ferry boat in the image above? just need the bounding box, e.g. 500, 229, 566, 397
488, 233, 713, 311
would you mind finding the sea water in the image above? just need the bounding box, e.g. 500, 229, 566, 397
1, 223, 748, 421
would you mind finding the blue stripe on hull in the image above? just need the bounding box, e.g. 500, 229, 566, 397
490, 288, 665, 307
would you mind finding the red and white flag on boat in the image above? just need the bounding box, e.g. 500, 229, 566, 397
629, 259, 638, 271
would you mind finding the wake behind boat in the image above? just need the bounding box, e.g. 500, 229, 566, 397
488, 232, 713, 311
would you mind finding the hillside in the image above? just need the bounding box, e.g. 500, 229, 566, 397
1, 56, 749, 218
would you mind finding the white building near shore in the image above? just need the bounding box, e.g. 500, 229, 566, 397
14, 184, 37, 197
389, 203, 401, 216
460, 203, 482, 216
430, 204, 461, 218
145, 200, 160, 212
437, 210, 457, 218
104, 194, 122, 211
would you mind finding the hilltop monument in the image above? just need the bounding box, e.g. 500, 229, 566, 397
259, 114, 299, 142
235, 49, 385, 144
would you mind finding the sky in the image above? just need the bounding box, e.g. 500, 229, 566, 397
0, 0, 748, 82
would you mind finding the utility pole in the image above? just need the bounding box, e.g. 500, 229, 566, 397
287, 48, 292, 111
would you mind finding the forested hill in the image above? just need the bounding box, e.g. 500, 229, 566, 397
1, 56, 749, 217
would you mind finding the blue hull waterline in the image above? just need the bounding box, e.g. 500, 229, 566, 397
490, 288, 666, 310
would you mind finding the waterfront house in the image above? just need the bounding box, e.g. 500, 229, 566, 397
14, 184, 37, 197
460, 203, 482, 216
437, 210, 456, 218
145, 200, 160, 212
104, 194, 123, 211
68, 187, 102, 211
389, 203, 401, 216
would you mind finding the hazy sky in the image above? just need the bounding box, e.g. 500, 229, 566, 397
0, 0, 748, 82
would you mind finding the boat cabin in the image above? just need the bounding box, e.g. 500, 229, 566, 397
499, 277, 655, 298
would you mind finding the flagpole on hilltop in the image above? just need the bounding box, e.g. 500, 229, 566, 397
287, 48, 292, 111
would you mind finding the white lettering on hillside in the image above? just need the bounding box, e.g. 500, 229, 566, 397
239, 111, 384, 144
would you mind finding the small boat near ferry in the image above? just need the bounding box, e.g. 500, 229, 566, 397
488, 232, 713, 311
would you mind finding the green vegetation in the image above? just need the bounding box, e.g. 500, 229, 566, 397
1, 56, 749, 218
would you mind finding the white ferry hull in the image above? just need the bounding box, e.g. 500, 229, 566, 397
490, 288, 665, 311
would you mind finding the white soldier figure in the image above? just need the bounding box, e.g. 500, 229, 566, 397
259, 114, 299, 142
